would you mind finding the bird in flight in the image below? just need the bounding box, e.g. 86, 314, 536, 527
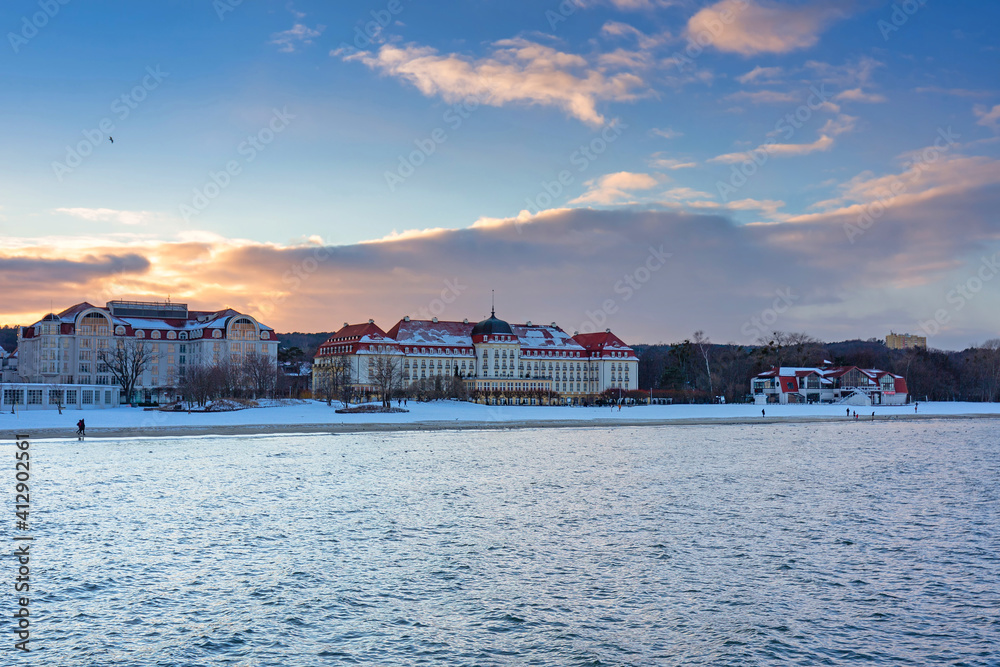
109, 136, 114, 143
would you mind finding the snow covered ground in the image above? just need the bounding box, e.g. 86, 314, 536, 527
2, 399, 999, 437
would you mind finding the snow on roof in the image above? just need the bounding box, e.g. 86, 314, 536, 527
385, 319, 474, 346
31, 303, 273, 332
512, 324, 585, 350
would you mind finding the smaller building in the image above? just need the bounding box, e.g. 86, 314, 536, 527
1, 383, 120, 411
751, 365, 908, 405
886, 332, 926, 350
0, 346, 16, 382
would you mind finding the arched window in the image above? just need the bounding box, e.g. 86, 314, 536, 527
166, 331, 176, 340
151, 331, 161, 339
229, 317, 257, 341
80, 312, 111, 336
136, 330, 145, 338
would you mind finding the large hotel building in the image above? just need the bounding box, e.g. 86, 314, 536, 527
15, 300, 277, 405
312, 309, 638, 403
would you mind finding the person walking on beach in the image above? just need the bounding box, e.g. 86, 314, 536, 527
871, 412, 875, 421
846, 408, 850, 417
915, 402, 918, 413
76, 418, 85, 437
761, 408, 765, 418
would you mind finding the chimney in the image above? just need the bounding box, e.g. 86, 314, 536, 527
526, 320, 532, 326
369, 319, 374, 324
404, 315, 410, 322
574, 331, 579, 335
343, 322, 349, 328
432, 317, 438, 323
606, 328, 611, 333
463, 318, 469, 324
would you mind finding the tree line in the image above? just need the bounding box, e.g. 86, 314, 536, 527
636, 331, 1000, 403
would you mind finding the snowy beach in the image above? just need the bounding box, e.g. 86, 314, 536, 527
3, 400, 1000, 441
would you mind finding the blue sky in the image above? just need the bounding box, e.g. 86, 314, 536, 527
2, 0, 999, 348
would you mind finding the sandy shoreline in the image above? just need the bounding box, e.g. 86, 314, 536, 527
4, 411, 998, 441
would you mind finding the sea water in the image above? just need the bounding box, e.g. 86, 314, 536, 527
15, 420, 1000, 665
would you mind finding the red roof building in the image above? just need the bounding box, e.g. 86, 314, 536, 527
313, 311, 638, 402
751, 365, 909, 405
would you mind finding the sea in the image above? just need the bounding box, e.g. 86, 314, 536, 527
14, 420, 1000, 665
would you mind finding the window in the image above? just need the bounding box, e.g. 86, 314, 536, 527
179, 332, 188, 340
213, 330, 222, 338
167, 331, 176, 340
105, 391, 112, 405
3, 389, 24, 404
136, 330, 145, 338
82, 390, 94, 405
151, 331, 161, 339
27, 390, 42, 405
49, 389, 63, 405
229, 318, 257, 341
65, 390, 77, 404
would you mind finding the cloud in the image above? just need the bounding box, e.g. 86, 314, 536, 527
974, 104, 1000, 132
271, 23, 323, 53
5, 162, 1000, 348
570, 171, 660, 205
709, 135, 834, 163
586, 0, 677, 9
726, 90, 799, 104
807, 57, 885, 103
337, 39, 646, 126
649, 153, 697, 169
834, 88, 887, 103
818, 114, 857, 137
800, 154, 1000, 218
658, 186, 715, 200
736, 66, 785, 84
54, 208, 159, 226
650, 127, 683, 139
686, 0, 846, 56
915, 86, 995, 99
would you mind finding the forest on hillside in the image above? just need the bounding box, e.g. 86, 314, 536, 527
635, 331, 1000, 404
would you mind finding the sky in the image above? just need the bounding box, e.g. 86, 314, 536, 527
1, 0, 998, 349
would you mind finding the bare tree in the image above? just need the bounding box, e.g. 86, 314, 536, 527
98, 339, 157, 403
243, 350, 277, 399
693, 330, 714, 397
315, 355, 353, 406
212, 357, 243, 398
369, 352, 402, 407
180, 365, 215, 407
47, 384, 64, 414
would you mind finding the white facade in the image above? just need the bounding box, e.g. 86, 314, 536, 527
751, 366, 909, 405
1, 383, 119, 411
313, 313, 639, 401
17, 300, 278, 403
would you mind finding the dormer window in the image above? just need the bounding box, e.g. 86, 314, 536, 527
136, 330, 145, 338
151, 331, 161, 339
